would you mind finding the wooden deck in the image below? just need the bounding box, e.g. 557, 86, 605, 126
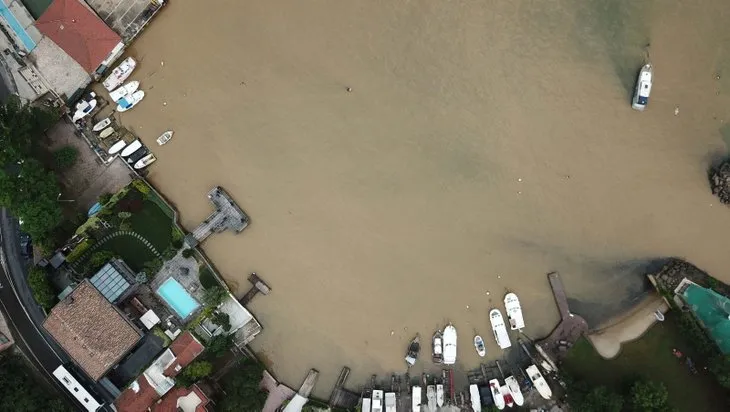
185, 186, 250, 247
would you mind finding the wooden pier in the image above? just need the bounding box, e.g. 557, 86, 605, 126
185, 186, 250, 247
535, 272, 588, 363
239, 272, 271, 305
328, 367, 359, 409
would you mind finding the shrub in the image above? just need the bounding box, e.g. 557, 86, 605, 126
98, 193, 112, 205
203, 285, 227, 308
206, 334, 234, 358
199, 267, 219, 289
217, 359, 267, 411
177, 361, 213, 387
162, 246, 178, 260
28, 267, 56, 310
143, 258, 163, 275
629, 380, 670, 411
131, 179, 151, 196
181, 248, 194, 259
87, 251, 114, 271
65, 239, 93, 263
53, 146, 78, 169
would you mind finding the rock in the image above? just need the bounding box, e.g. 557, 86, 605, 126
710, 161, 730, 204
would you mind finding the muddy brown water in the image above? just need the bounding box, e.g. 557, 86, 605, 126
116, 0, 730, 397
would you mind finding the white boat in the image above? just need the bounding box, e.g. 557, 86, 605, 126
500, 385, 514, 408
489, 379, 504, 410
384, 392, 396, 412
362, 397, 371, 412
489, 309, 512, 349
371, 390, 383, 412
442, 324, 457, 365
109, 80, 140, 102
426, 385, 436, 411
470, 384, 481, 412
474, 335, 486, 357
432, 331, 443, 363
436, 384, 444, 407
107, 139, 127, 155
134, 153, 156, 169
405, 335, 420, 367
504, 376, 524, 406
117, 90, 145, 112
156, 130, 174, 146
92, 117, 111, 132
72, 99, 97, 122
412, 386, 422, 412
120, 139, 142, 157
99, 127, 115, 139
654, 309, 665, 321
103, 57, 137, 91
526, 364, 552, 400
632, 63, 652, 111
504, 293, 525, 331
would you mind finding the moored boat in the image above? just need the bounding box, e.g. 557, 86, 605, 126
411, 386, 422, 412
362, 397, 371, 412
107, 139, 127, 155
426, 385, 436, 411
405, 335, 420, 367
432, 331, 443, 363
126, 147, 149, 165
72, 99, 97, 122
500, 385, 514, 408
120, 139, 142, 157
92, 117, 111, 132
504, 376, 524, 406
109, 80, 140, 102
156, 130, 174, 145
631, 63, 653, 111
103, 57, 137, 91
489, 379, 504, 410
384, 392, 396, 412
442, 324, 457, 365
117, 90, 145, 112
526, 364, 552, 399
474, 335, 486, 357
436, 384, 444, 407
504, 293, 525, 331
371, 390, 383, 412
470, 384, 481, 412
134, 153, 156, 169
99, 127, 115, 139
489, 309, 512, 349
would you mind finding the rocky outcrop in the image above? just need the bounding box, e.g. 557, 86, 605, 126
710, 161, 730, 204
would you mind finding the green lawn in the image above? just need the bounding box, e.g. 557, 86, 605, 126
562, 313, 728, 411
96, 235, 155, 272
129, 200, 173, 251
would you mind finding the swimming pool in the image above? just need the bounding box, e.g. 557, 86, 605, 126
156, 278, 200, 319
0, 0, 36, 51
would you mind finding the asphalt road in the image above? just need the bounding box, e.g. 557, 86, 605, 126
0, 209, 115, 411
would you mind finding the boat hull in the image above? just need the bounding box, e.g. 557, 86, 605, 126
505, 376, 524, 406
436, 384, 444, 407
489, 309, 512, 349
99, 127, 114, 139
134, 153, 156, 169
504, 293, 525, 330
526, 365, 552, 400
92, 117, 111, 132
489, 379, 505, 410
103, 57, 137, 91
156, 130, 174, 146
442, 324, 457, 365
470, 384, 481, 412
109, 80, 140, 102
474, 335, 486, 357
117, 90, 145, 112
107, 140, 127, 155
632, 64, 653, 111
120, 139, 142, 157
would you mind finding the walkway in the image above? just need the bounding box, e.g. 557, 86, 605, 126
536, 272, 589, 361
72, 230, 161, 271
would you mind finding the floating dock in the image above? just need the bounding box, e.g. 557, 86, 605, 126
185, 186, 250, 247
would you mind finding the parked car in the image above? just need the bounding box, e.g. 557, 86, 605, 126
19, 232, 32, 258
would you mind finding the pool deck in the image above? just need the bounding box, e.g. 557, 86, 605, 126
150, 250, 205, 320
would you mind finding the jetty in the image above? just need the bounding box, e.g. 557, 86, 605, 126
185, 186, 250, 247
239, 272, 271, 305
535, 272, 588, 364
282, 369, 320, 412
328, 367, 359, 410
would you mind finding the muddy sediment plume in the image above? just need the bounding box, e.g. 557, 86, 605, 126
710, 161, 730, 204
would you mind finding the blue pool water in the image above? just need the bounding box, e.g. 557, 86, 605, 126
0, 1, 36, 51
156, 278, 200, 319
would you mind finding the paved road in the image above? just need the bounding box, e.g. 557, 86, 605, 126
0, 209, 115, 411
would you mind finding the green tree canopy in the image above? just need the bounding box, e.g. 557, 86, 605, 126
28, 267, 56, 310
203, 285, 228, 308
709, 354, 730, 388
217, 360, 267, 412
176, 360, 213, 387
0, 353, 70, 411
630, 380, 671, 411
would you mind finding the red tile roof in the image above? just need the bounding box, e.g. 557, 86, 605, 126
114, 375, 161, 412
164, 332, 204, 377
34, 0, 121, 73
152, 385, 210, 412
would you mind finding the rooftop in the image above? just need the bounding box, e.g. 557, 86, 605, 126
34, 0, 121, 73
89, 260, 133, 303
43, 280, 141, 380
152, 384, 210, 412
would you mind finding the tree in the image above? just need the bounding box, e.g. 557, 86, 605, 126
580, 386, 624, 412
203, 285, 228, 307
710, 354, 730, 388
629, 380, 670, 411
0, 353, 71, 411
52, 146, 78, 169
211, 311, 231, 331
217, 360, 267, 411
206, 334, 234, 358
28, 267, 56, 310
98, 192, 112, 205
176, 360, 213, 387
85, 251, 115, 274
181, 248, 194, 258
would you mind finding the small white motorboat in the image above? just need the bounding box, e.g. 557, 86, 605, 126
504, 376, 524, 406
92, 117, 111, 132
99, 127, 115, 139
405, 335, 420, 367
470, 384, 481, 412
384, 392, 396, 412
107, 139, 127, 155
489, 309, 512, 349
103, 57, 137, 91
436, 384, 444, 407
109, 80, 140, 102
500, 385, 514, 408
411, 386, 422, 412
156, 130, 174, 146
632, 63, 652, 111
474, 335, 486, 357
117, 90, 145, 112
362, 397, 371, 412
504, 292, 525, 331
526, 364, 552, 400
120, 139, 142, 157
426, 385, 436, 411
489, 379, 505, 410
442, 324, 457, 365
371, 390, 383, 412
72, 99, 97, 122
432, 331, 443, 363
134, 153, 156, 169
654, 309, 665, 321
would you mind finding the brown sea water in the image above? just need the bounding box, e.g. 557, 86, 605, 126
117, 0, 730, 396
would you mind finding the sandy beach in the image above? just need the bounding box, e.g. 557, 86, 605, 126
116, 0, 730, 397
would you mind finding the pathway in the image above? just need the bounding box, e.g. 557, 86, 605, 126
72, 230, 161, 271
